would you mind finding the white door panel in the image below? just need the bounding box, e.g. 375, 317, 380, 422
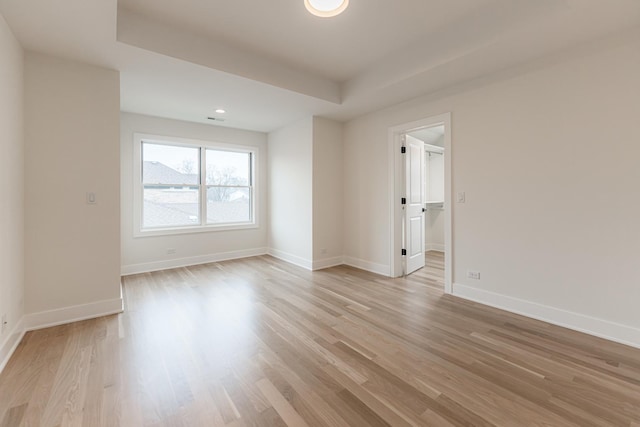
404, 135, 425, 275
409, 143, 422, 203
410, 217, 423, 256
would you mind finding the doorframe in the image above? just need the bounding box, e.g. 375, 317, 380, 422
388, 113, 452, 294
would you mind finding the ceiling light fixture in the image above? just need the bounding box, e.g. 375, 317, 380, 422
215, 109, 226, 114
304, 0, 349, 17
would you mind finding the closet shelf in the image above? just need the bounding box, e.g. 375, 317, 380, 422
425, 201, 444, 209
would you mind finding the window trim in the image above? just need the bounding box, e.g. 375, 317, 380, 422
133, 133, 259, 238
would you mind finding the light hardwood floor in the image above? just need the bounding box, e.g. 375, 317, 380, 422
1, 252, 639, 426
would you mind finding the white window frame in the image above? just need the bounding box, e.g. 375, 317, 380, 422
133, 133, 259, 238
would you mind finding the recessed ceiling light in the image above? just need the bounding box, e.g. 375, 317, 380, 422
215, 109, 226, 114
304, 0, 349, 17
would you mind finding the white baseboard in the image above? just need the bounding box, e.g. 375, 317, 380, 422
425, 243, 445, 252
0, 317, 26, 374
121, 247, 268, 275
23, 297, 124, 332
343, 256, 391, 277
312, 256, 344, 271
1, 296, 124, 375
453, 283, 640, 349
267, 248, 313, 270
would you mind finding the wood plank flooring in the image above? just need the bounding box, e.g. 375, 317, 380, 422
1, 252, 640, 426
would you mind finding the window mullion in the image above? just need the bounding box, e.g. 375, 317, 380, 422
200, 147, 206, 226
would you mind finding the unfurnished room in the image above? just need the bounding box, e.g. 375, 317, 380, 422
1, 0, 639, 426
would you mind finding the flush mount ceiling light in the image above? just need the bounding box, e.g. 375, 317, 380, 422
304, 0, 349, 17
215, 109, 226, 114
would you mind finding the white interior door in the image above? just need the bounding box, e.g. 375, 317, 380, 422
404, 135, 425, 275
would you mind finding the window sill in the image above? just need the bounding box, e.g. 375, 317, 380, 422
134, 222, 258, 238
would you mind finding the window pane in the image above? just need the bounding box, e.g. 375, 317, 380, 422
206, 150, 250, 186
207, 187, 250, 224
143, 143, 199, 185
143, 186, 200, 228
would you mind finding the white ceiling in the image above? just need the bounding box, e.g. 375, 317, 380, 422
120, 0, 486, 82
1, 0, 639, 132
409, 126, 445, 147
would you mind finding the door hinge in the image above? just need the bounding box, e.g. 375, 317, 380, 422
401, 249, 407, 256
401, 146, 406, 154
401, 197, 406, 205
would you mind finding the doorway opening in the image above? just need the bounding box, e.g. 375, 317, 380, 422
388, 113, 452, 294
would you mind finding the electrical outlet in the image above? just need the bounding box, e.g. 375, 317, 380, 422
467, 271, 481, 280
320, 248, 327, 255
167, 248, 176, 254
1, 314, 7, 334
86, 192, 97, 204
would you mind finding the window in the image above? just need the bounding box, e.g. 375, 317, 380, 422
205, 149, 252, 224
142, 143, 201, 228
134, 134, 257, 236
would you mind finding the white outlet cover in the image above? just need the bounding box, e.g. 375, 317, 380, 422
467, 271, 480, 280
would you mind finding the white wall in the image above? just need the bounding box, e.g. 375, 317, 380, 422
120, 113, 268, 274
425, 147, 445, 250
24, 52, 122, 322
312, 117, 344, 268
426, 210, 445, 251
342, 115, 390, 274
0, 13, 24, 368
425, 150, 444, 203
344, 36, 640, 345
267, 117, 313, 267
